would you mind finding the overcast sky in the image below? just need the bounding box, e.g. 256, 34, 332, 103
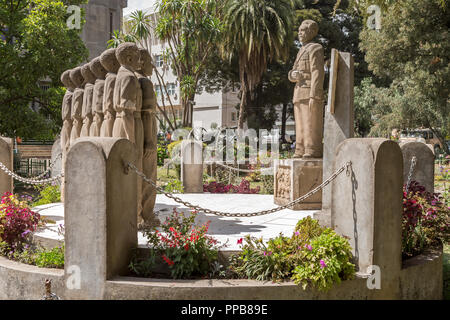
123, 0, 156, 16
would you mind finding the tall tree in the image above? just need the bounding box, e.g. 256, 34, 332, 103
155, 0, 224, 127
223, 0, 300, 129
0, 0, 88, 140
358, 0, 449, 153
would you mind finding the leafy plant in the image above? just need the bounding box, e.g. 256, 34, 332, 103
157, 141, 169, 166
34, 245, 64, 268
32, 184, 61, 206
203, 179, 260, 194
129, 209, 220, 279
291, 229, 355, 291
402, 181, 450, 258
0, 192, 41, 251
230, 217, 355, 291
163, 179, 184, 194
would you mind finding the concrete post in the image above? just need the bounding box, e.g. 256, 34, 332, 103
51, 138, 62, 178
64, 138, 137, 299
316, 50, 354, 227
0, 138, 13, 195
181, 140, 203, 193
331, 138, 402, 298
400, 142, 435, 193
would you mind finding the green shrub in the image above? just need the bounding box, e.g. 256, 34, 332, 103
33, 185, 61, 206
129, 210, 220, 279
230, 217, 355, 291
163, 179, 184, 193
291, 229, 355, 291
34, 245, 64, 268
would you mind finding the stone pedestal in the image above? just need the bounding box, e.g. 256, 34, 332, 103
316, 50, 354, 227
400, 142, 435, 193
181, 140, 203, 193
274, 159, 322, 210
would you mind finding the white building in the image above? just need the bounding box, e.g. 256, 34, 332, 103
124, 5, 240, 131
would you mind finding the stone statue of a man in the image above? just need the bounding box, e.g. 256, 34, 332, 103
80, 64, 96, 137
69, 67, 84, 145
289, 20, 325, 159
136, 48, 159, 228
89, 57, 107, 137
100, 48, 120, 138
60, 70, 75, 155
113, 43, 141, 143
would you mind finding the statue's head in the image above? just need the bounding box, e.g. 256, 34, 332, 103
116, 42, 140, 71
81, 63, 96, 85
100, 48, 120, 73
69, 67, 84, 88
137, 48, 153, 76
61, 70, 75, 91
298, 20, 319, 44
89, 57, 107, 80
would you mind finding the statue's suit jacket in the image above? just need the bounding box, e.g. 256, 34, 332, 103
289, 42, 325, 103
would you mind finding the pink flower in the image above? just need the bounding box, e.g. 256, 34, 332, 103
237, 238, 243, 245
304, 244, 312, 251
320, 259, 327, 268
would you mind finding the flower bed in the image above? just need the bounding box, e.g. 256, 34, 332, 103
0, 192, 64, 269
203, 178, 260, 194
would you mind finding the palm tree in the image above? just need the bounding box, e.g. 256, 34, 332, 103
223, 0, 299, 129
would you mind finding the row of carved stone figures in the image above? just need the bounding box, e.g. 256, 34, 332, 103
60, 42, 159, 227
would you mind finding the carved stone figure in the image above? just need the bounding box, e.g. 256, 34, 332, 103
61, 70, 75, 154
288, 20, 325, 159
69, 67, 85, 145
100, 48, 120, 137
80, 64, 96, 137
112, 43, 141, 143
89, 58, 107, 137
136, 48, 159, 227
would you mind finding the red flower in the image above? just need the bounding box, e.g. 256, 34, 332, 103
237, 238, 243, 245
162, 254, 174, 266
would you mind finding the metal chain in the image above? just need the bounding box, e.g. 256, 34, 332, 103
27, 153, 63, 181
0, 160, 63, 185
127, 161, 352, 217
405, 156, 417, 193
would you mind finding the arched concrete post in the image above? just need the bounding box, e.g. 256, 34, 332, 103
331, 138, 402, 298
400, 142, 435, 193
181, 140, 203, 193
64, 138, 137, 299
0, 138, 13, 195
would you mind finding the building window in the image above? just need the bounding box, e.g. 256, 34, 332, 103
231, 112, 237, 122
155, 85, 161, 98
155, 55, 163, 68
167, 83, 176, 96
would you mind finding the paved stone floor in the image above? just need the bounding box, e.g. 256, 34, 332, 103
33, 194, 317, 251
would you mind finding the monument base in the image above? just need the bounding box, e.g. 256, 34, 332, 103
274, 158, 323, 210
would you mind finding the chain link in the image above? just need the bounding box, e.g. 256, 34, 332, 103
0, 158, 63, 185
127, 161, 352, 217
27, 153, 63, 181
405, 156, 417, 193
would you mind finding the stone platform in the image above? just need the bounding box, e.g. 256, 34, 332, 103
33, 194, 316, 252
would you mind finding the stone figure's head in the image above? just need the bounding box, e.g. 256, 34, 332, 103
137, 48, 153, 76
89, 57, 108, 80
116, 42, 140, 71
81, 63, 96, 85
69, 67, 84, 89
298, 20, 319, 44
100, 48, 120, 74
61, 70, 75, 91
